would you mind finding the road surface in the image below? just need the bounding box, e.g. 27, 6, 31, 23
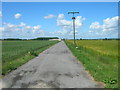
2, 41, 103, 88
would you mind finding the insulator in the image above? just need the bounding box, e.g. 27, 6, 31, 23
72, 17, 75, 19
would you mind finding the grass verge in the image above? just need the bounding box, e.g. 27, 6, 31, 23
65, 40, 118, 88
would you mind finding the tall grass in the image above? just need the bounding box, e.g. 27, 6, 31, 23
2, 40, 58, 75
65, 40, 118, 88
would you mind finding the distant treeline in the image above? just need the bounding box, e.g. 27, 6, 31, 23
1, 37, 59, 40
2, 38, 24, 40
32, 37, 59, 40
65, 38, 120, 40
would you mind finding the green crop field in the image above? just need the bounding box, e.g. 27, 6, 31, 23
2, 40, 58, 75
65, 40, 119, 88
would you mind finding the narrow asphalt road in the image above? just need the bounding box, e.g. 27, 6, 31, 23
2, 41, 103, 88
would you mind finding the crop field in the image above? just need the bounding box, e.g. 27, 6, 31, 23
65, 40, 119, 88
2, 40, 58, 75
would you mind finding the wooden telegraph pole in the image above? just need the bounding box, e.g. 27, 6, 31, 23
68, 12, 79, 46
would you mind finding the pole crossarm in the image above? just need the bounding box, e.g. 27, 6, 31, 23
68, 12, 79, 14
68, 12, 79, 17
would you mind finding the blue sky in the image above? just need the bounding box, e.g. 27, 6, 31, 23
1, 2, 118, 39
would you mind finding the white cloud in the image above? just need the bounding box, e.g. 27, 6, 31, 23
55, 29, 69, 36
0, 27, 4, 38
58, 14, 64, 20
89, 16, 119, 38
19, 22, 26, 27
75, 16, 86, 28
44, 14, 56, 19
57, 14, 72, 26
69, 30, 78, 36
0, 27, 4, 31
0, 11, 2, 18
32, 25, 41, 33
0, 27, 4, 34
33, 25, 41, 30
90, 22, 101, 30
90, 16, 118, 32
6, 23, 16, 28
14, 13, 22, 19
2, 22, 45, 39
102, 16, 118, 32
25, 26, 32, 30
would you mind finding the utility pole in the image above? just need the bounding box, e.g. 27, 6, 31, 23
68, 12, 79, 46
